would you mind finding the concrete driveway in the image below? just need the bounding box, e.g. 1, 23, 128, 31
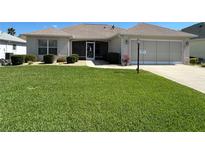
87, 61, 205, 94
141, 64, 205, 94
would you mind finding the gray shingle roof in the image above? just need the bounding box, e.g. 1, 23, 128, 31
123, 23, 197, 38
24, 28, 71, 37
0, 32, 26, 43
182, 22, 205, 39
23, 23, 197, 39
62, 24, 125, 39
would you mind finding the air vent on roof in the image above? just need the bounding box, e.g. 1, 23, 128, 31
112, 25, 115, 30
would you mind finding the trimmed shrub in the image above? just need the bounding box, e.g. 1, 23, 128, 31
72, 54, 79, 62
67, 56, 76, 63
198, 58, 204, 64
190, 58, 198, 65
57, 57, 66, 63
107, 52, 121, 64
11, 55, 25, 65
201, 63, 205, 67
43, 54, 55, 64
25, 54, 36, 63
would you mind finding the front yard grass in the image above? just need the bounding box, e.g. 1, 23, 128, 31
0, 66, 205, 131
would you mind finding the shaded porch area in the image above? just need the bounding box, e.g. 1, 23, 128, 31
71, 41, 108, 60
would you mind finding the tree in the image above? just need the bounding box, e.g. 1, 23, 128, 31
7, 27, 16, 36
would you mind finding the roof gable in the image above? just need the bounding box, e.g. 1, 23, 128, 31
124, 23, 197, 38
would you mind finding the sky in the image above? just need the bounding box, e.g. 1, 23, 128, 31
0, 22, 197, 36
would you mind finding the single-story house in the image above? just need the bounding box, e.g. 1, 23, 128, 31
182, 22, 205, 59
23, 23, 196, 64
0, 31, 26, 59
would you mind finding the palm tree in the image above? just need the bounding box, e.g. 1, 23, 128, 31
7, 28, 16, 36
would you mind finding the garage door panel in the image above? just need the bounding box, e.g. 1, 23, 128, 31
130, 39, 183, 64
131, 40, 137, 61
157, 41, 170, 64
170, 41, 182, 62
131, 40, 143, 62
143, 41, 157, 63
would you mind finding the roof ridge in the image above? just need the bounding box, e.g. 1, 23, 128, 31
61, 23, 126, 30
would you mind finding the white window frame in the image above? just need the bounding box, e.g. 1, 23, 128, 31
38, 39, 57, 55
86, 41, 95, 60
13, 44, 16, 50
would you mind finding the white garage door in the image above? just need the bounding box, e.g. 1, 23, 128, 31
130, 40, 182, 64
156, 41, 170, 64
170, 41, 182, 62
143, 41, 157, 64
130, 40, 143, 63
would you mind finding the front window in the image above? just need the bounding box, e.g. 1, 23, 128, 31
13, 44, 16, 50
49, 40, 57, 55
38, 39, 57, 55
38, 40, 47, 55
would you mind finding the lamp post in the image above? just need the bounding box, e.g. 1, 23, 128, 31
136, 42, 140, 73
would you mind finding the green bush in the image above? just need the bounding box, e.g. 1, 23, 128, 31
43, 54, 55, 64
190, 58, 198, 65
72, 54, 79, 62
107, 52, 121, 64
201, 63, 205, 67
67, 56, 76, 63
25, 54, 37, 63
198, 58, 205, 64
11, 55, 25, 65
57, 57, 66, 63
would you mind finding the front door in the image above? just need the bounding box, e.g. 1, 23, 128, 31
86, 42, 95, 60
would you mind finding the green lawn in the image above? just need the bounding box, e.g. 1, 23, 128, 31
0, 66, 205, 131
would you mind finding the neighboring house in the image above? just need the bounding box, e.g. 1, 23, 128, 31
23, 23, 196, 64
182, 22, 205, 59
18, 34, 27, 41
0, 32, 26, 59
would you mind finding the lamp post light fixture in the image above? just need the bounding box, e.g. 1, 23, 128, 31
136, 42, 140, 73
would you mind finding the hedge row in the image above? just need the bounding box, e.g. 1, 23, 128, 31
190, 57, 205, 65
44, 54, 79, 64
11, 54, 36, 65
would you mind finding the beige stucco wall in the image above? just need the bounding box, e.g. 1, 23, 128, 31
190, 39, 205, 59
26, 36, 70, 60
108, 36, 121, 53
120, 35, 190, 64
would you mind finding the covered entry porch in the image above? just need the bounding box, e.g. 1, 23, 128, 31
71, 40, 108, 60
